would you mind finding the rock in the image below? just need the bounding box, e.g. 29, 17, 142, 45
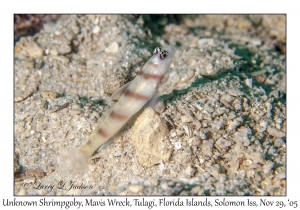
130, 176, 139, 185
174, 142, 182, 150
105, 41, 119, 53
275, 171, 285, 180
109, 185, 117, 191
227, 119, 241, 131
234, 126, 251, 146
228, 160, 239, 174
50, 55, 69, 65
116, 182, 128, 191
258, 120, 268, 132
204, 104, 214, 113
40, 91, 58, 98
153, 100, 166, 113
263, 161, 274, 174
266, 126, 285, 137
214, 137, 231, 152
184, 164, 196, 178
128, 184, 144, 193
198, 38, 216, 47
245, 152, 264, 164
220, 98, 234, 110
34, 58, 44, 69
221, 94, 234, 102
57, 45, 72, 55
228, 88, 244, 96
245, 78, 252, 89
206, 164, 220, 178
131, 107, 172, 167
274, 138, 284, 148
69, 110, 82, 115
92, 25, 100, 34
15, 37, 44, 58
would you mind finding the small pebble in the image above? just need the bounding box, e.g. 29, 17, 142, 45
92, 26, 100, 34
130, 176, 139, 185
69, 110, 82, 115
105, 42, 119, 53
174, 142, 182, 150
128, 184, 143, 193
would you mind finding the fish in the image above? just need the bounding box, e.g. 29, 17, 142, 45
77, 46, 175, 159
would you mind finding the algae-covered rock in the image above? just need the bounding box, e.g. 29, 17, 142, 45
15, 36, 44, 58
131, 107, 172, 167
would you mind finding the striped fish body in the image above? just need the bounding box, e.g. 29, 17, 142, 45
78, 46, 175, 158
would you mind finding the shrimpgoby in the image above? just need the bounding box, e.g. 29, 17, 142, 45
77, 46, 175, 158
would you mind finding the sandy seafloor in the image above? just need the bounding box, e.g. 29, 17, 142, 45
14, 15, 286, 195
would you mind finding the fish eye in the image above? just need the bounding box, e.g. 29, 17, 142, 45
153, 47, 161, 55
159, 50, 168, 60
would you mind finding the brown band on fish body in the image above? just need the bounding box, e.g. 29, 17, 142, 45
143, 73, 164, 81
139, 71, 164, 82
110, 111, 129, 121
98, 128, 109, 138
124, 89, 151, 101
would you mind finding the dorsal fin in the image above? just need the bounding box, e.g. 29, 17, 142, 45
111, 81, 132, 101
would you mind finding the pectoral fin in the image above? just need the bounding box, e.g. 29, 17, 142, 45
111, 81, 132, 101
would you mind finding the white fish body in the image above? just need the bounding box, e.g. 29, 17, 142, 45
77, 46, 175, 159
